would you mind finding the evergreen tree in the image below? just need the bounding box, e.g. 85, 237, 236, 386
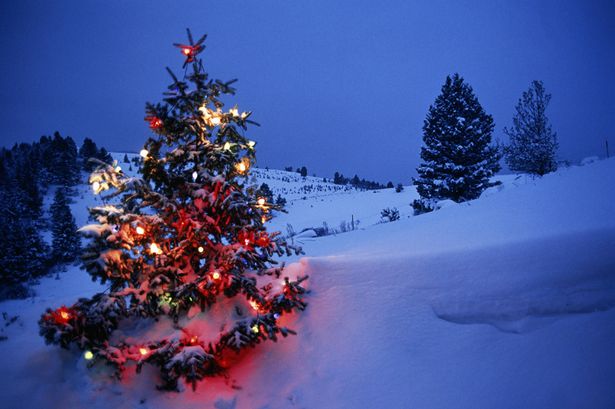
97, 147, 113, 165
300, 166, 308, 177
275, 194, 287, 207
256, 183, 274, 203
504, 80, 558, 176
50, 132, 80, 186
413, 73, 500, 203
0, 156, 7, 187
79, 137, 99, 171
15, 159, 43, 220
40, 31, 308, 391
0, 184, 48, 297
79, 138, 112, 171
50, 187, 80, 262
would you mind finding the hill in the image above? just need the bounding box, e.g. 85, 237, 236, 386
0, 158, 614, 408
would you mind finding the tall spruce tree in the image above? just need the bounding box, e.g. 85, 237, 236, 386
414, 73, 500, 203
504, 80, 558, 176
50, 187, 80, 262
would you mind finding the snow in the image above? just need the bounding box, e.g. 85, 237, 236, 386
1, 157, 614, 408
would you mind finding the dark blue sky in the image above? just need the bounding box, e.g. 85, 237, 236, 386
1, 0, 613, 183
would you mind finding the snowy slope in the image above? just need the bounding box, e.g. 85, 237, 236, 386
1, 159, 614, 408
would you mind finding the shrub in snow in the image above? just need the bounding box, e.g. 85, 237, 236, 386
395, 183, 404, 193
504, 81, 558, 176
411, 198, 436, 215
580, 156, 599, 166
381, 207, 400, 222
39, 31, 308, 392
413, 73, 501, 203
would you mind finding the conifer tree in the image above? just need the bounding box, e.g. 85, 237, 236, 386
0, 184, 48, 297
413, 73, 500, 203
15, 159, 43, 220
39, 30, 308, 391
50, 187, 80, 262
80, 138, 113, 172
257, 183, 274, 203
79, 138, 99, 171
504, 80, 558, 176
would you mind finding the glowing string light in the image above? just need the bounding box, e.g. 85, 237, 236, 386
84, 351, 94, 360
150, 243, 163, 255
235, 158, 250, 175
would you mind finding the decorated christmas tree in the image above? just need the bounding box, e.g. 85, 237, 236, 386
39, 30, 308, 391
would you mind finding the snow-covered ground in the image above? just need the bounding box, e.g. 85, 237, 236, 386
1, 158, 614, 408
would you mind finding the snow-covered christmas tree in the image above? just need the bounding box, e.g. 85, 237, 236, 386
413, 73, 500, 206
39, 30, 308, 391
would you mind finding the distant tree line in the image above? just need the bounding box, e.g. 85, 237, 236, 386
332, 172, 388, 190
0, 133, 112, 299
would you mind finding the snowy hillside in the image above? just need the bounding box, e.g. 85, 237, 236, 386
1, 158, 614, 408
